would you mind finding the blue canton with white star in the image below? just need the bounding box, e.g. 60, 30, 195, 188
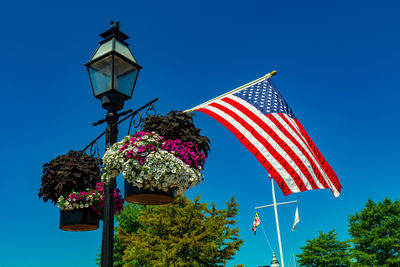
233, 79, 296, 119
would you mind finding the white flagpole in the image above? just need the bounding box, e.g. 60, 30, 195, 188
271, 178, 285, 267
255, 200, 297, 210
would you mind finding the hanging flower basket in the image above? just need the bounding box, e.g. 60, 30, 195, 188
103, 131, 206, 205
58, 182, 124, 231
124, 180, 174, 205
38, 151, 102, 205
103, 111, 211, 205
39, 151, 125, 231
60, 208, 100, 231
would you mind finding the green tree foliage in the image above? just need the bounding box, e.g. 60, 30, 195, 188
348, 198, 400, 266
113, 204, 146, 266
297, 230, 351, 267
96, 204, 145, 266
118, 195, 243, 266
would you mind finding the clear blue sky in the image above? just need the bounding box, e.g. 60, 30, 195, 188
1, 0, 399, 266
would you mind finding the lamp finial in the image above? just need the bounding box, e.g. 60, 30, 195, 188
110, 21, 120, 30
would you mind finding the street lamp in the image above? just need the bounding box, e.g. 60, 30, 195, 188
86, 21, 142, 111
85, 21, 141, 267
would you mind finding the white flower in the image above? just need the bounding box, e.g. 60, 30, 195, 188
102, 133, 204, 193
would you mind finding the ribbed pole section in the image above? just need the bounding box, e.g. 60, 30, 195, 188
101, 105, 118, 267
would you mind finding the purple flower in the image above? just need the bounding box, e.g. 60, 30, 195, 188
174, 139, 182, 145
120, 143, 129, 152
126, 150, 134, 158
184, 142, 193, 147
166, 139, 173, 144
138, 145, 146, 152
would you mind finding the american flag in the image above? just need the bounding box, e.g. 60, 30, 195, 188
190, 76, 342, 197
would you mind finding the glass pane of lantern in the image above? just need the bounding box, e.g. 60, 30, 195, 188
88, 55, 113, 96
114, 39, 138, 63
113, 55, 139, 97
90, 39, 113, 61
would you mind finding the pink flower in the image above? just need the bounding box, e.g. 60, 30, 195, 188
166, 139, 173, 145
184, 142, 193, 147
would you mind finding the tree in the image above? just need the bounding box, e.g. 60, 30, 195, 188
297, 230, 351, 266
96, 204, 145, 266
348, 198, 400, 266
118, 195, 244, 266
113, 204, 146, 266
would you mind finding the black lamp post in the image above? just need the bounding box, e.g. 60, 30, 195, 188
85, 21, 142, 267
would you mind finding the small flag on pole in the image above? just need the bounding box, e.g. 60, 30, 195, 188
292, 206, 300, 231
185, 71, 342, 197
252, 212, 261, 235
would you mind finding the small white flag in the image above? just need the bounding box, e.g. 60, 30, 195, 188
292, 206, 300, 231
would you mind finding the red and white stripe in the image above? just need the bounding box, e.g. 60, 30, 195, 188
196, 94, 342, 197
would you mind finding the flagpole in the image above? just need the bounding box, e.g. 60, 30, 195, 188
184, 70, 277, 113
271, 178, 285, 267
255, 200, 297, 210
